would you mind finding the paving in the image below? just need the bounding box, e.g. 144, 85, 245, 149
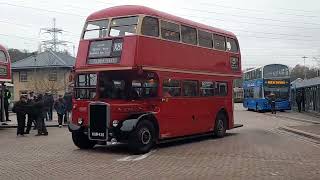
288, 124, 320, 136
264, 110, 320, 124
0, 104, 319, 180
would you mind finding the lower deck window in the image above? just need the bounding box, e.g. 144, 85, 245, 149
182, 80, 198, 96
98, 71, 158, 100
216, 82, 228, 96
163, 79, 181, 97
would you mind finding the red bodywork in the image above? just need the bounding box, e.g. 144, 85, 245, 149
0, 44, 11, 82
72, 5, 241, 140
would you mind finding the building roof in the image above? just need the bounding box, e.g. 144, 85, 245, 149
12, 50, 75, 70
87, 5, 236, 37
291, 77, 320, 88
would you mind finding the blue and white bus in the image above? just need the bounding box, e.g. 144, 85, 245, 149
243, 64, 291, 112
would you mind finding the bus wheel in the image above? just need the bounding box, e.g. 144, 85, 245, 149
129, 120, 155, 154
214, 113, 227, 138
72, 132, 96, 149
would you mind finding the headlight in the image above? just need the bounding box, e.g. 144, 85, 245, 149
112, 120, 119, 127
77, 118, 83, 125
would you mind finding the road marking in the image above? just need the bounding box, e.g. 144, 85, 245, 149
117, 150, 157, 162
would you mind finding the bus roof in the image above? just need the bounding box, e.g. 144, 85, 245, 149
87, 5, 236, 37
243, 64, 289, 74
0, 44, 7, 51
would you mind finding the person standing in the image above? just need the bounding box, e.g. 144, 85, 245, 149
25, 92, 37, 134
33, 94, 48, 136
4, 88, 11, 122
54, 95, 66, 128
268, 93, 276, 114
43, 92, 54, 121
63, 92, 72, 123
47, 92, 54, 121
296, 91, 303, 113
12, 95, 28, 136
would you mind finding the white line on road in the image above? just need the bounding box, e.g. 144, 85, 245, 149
117, 150, 157, 162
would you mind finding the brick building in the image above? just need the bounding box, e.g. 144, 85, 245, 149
11, 50, 75, 101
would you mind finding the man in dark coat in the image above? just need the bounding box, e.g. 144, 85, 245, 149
4, 88, 11, 122
33, 94, 48, 136
43, 92, 54, 121
12, 95, 28, 136
25, 92, 37, 134
268, 93, 276, 114
63, 92, 72, 123
54, 95, 66, 128
296, 91, 303, 113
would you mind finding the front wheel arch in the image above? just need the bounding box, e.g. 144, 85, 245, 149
127, 113, 160, 141
214, 110, 228, 138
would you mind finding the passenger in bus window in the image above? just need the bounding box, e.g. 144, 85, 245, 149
99, 76, 115, 98
163, 88, 172, 97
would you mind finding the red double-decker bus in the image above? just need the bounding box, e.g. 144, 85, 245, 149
0, 44, 12, 123
69, 5, 242, 154
0, 44, 11, 82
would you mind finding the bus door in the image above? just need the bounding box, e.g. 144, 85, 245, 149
157, 79, 192, 138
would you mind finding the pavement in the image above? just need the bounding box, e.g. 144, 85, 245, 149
261, 109, 320, 142
264, 110, 320, 124
0, 104, 319, 180
0, 112, 67, 128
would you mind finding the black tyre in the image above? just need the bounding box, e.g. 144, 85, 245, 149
128, 120, 156, 154
72, 132, 96, 149
214, 113, 227, 138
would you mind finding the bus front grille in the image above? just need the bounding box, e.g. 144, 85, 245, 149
88, 102, 110, 141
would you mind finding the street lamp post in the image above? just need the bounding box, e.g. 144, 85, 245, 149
302, 56, 308, 79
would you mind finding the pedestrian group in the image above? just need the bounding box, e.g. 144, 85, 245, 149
12, 91, 72, 137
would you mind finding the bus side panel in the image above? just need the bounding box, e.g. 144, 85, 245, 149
136, 36, 238, 75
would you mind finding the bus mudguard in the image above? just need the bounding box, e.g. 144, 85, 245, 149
68, 123, 84, 133
120, 113, 155, 132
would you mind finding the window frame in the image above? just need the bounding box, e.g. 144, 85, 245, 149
216, 82, 228, 96
198, 30, 213, 48
182, 80, 199, 97
162, 79, 181, 97
19, 71, 28, 82
213, 34, 226, 51
160, 20, 181, 42
200, 81, 215, 97
141, 16, 160, 37
83, 19, 110, 40
0, 50, 7, 63
226, 37, 239, 53
48, 69, 58, 81
109, 16, 139, 37
181, 25, 198, 45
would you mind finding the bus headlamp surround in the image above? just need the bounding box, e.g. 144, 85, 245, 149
112, 120, 119, 127
78, 118, 83, 125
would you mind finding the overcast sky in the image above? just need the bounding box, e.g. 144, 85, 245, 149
0, 0, 320, 69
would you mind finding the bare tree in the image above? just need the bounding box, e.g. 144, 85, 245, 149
27, 78, 65, 95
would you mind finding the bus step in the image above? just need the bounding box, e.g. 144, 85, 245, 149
233, 124, 243, 129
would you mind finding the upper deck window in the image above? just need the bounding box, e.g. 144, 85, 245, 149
109, 16, 138, 37
198, 30, 213, 48
141, 16, 159, 37
226, 38, 239, 53
83, 20, 109, 39
213, 34, 226, 51
0, 51, 7, 62
181, 25, 197, 45
161, 20, 180, 41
